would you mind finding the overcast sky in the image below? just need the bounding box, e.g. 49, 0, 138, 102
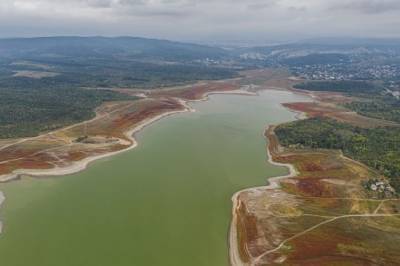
0, 0, 399, 43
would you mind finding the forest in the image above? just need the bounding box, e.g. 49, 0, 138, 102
0, 37, 238, 139
275, 117, 400, 192
0, 87, 135, 138
345, 96, 400, 123
294, 80, 382, 94
0, 60, 236, 90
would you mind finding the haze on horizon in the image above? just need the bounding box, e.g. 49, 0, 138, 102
0, 0, 400, 44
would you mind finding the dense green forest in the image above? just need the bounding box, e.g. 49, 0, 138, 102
294, 80, 382, 94
275, 118, 400, 192
0, 60, 236, 90
0, 87, 134, 138
345, 96, 400, 123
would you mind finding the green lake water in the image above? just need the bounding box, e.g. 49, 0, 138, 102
0, 90, 308, 266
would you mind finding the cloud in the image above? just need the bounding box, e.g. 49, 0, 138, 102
246, 0, 278, 10
0, 0, 399, 42
85, 0, 114, 8
330, 0, 400, 14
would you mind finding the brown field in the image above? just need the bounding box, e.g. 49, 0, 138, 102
283, 101, 398, 128
148, 80, 239, 100
235, 126, 400, 265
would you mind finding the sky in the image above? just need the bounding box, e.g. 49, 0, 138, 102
0, 0, 399, 44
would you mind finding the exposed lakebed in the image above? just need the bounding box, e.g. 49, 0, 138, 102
0, 89, 309, 266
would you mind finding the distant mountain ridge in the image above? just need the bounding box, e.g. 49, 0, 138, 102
0, 36, 229, 62
1, 36, 399, 63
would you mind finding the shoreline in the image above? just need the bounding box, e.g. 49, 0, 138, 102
0, 89, 254, 237
229, 112, 305, 266
0, 107, 189, 183
0, 90, 254, 183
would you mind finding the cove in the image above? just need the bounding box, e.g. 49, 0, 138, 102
0, 89, 309, 266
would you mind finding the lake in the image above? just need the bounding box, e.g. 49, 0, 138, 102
0, 89, 308, 266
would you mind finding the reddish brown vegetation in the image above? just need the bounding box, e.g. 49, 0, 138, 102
283, 101, 397, 128
150, 82, 237, 100
294, 178, 337, 197
301, 162, 324, 172
235, 124, 400, 265
110, 98, 183, 139
236, 199, 253, 263
0, 79, 240, 180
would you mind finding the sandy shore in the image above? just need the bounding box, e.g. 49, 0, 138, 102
228, 132, 299, 266
229, 107, 305, 266
191, 89, 258, 104
0, 191, 4, 234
